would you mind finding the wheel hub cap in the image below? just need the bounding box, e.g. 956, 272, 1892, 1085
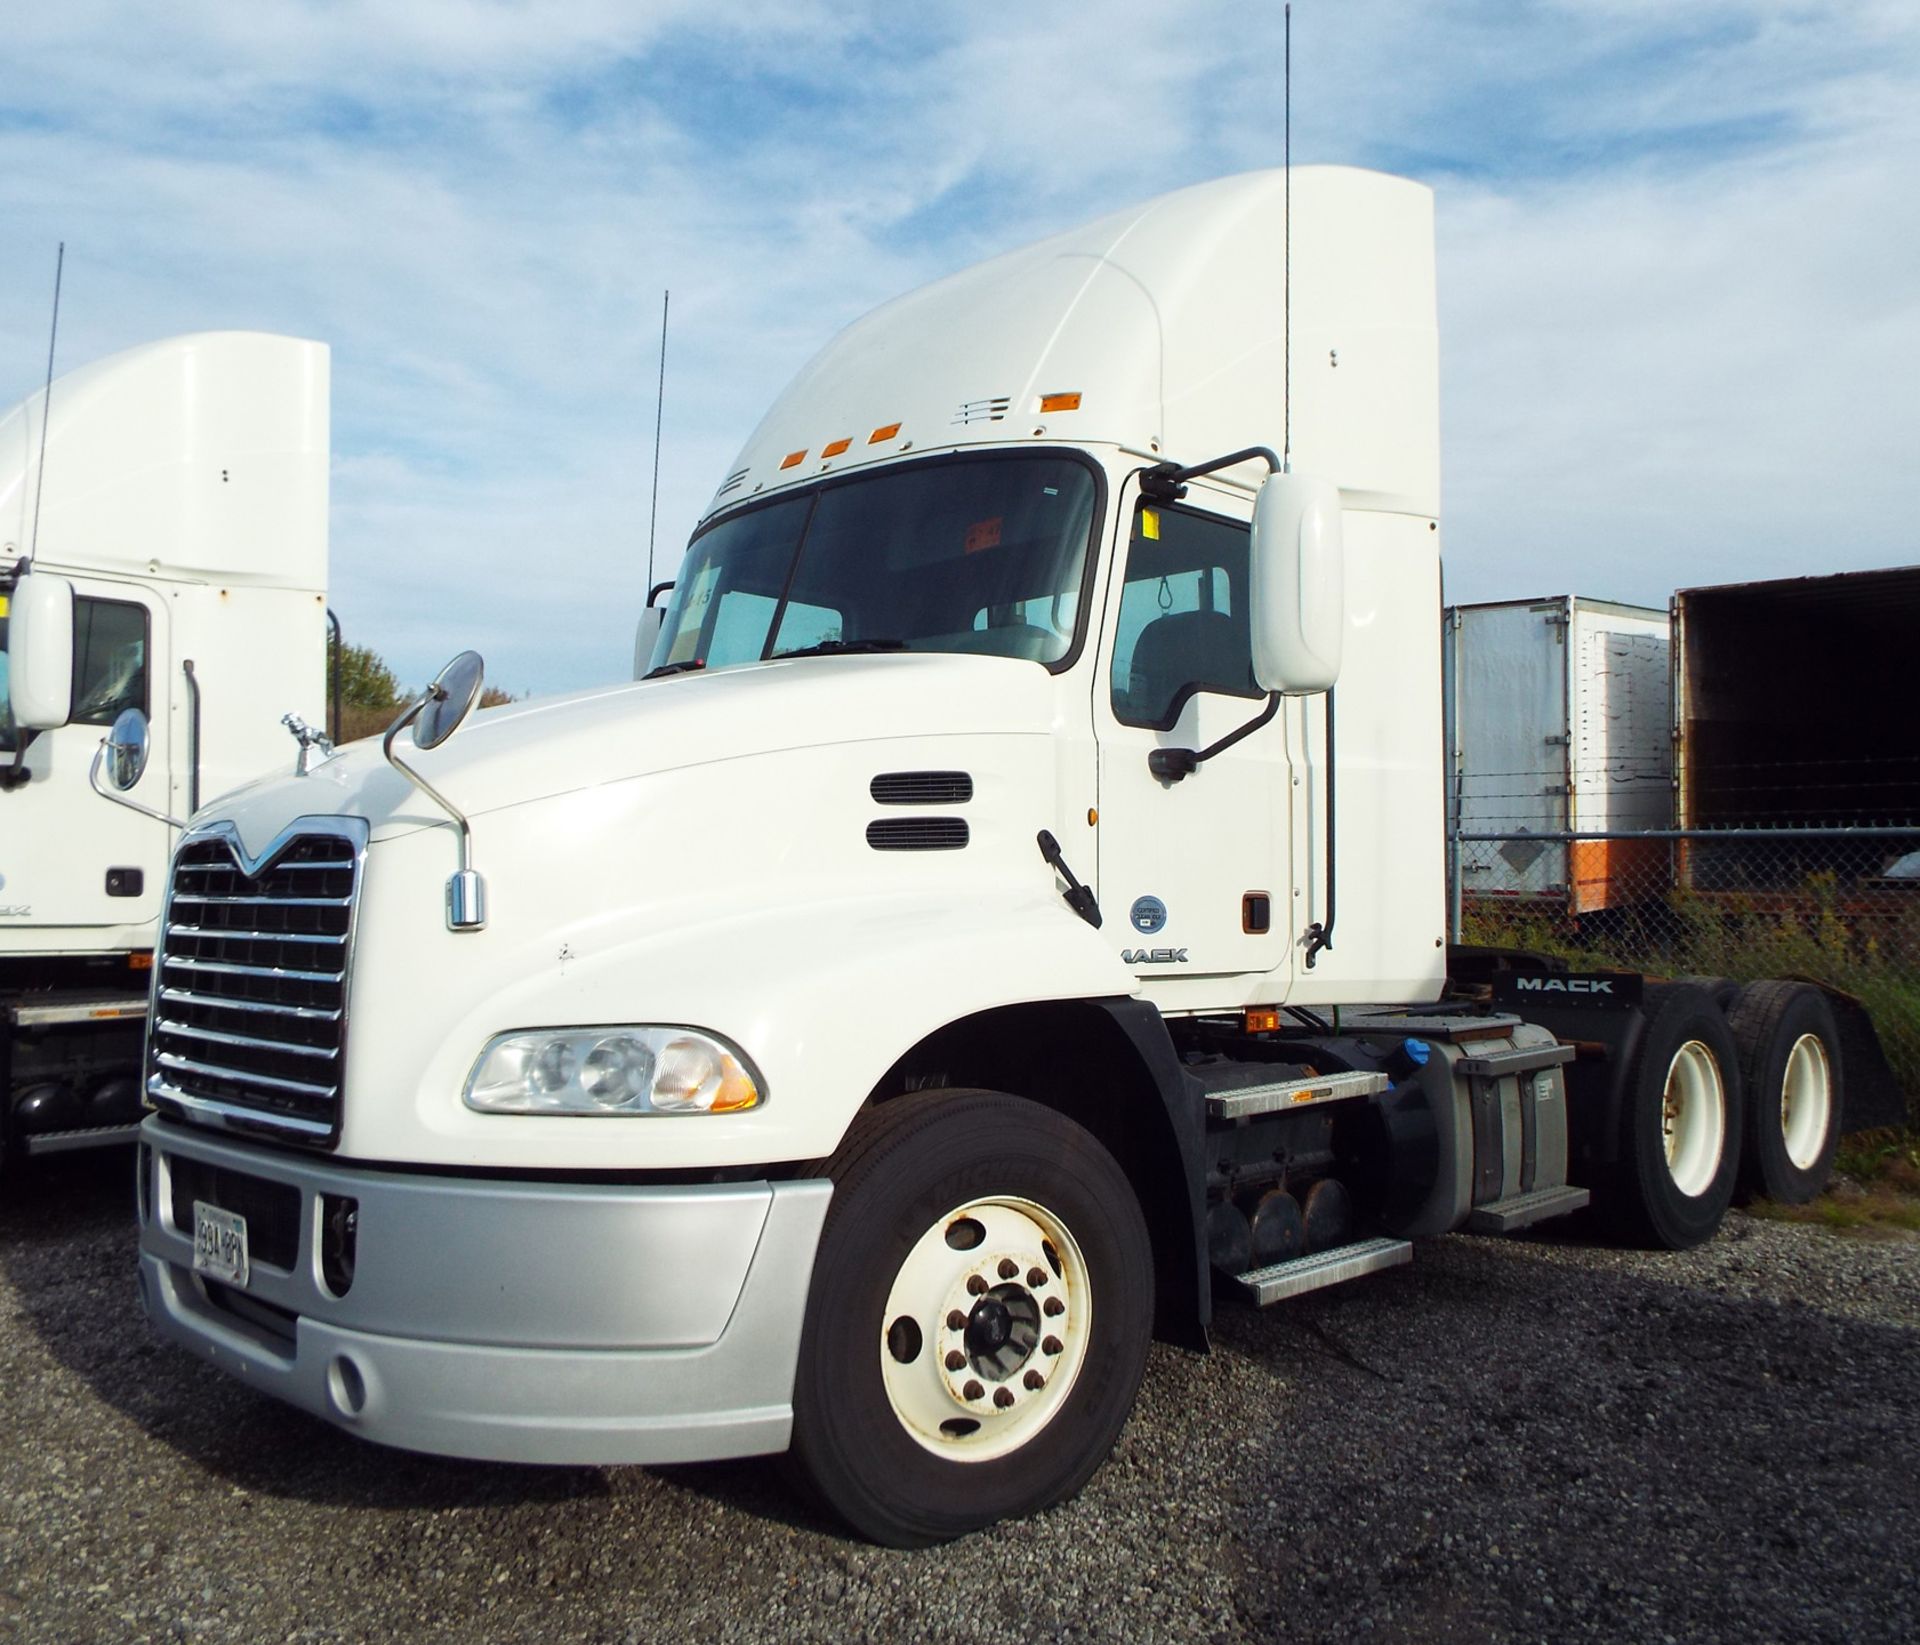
878, 1196, 1091, 1463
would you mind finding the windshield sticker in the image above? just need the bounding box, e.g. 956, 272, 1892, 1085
964, 516, 1003, 554
1140, 508, 1160, 541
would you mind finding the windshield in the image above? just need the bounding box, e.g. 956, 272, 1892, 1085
650, 453, 1100, 675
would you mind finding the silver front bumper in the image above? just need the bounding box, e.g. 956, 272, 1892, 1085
136, 1118, 831, 1465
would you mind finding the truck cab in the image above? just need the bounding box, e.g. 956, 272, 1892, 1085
132, 172, 1821, 1546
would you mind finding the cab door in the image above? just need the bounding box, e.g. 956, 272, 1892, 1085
0, 580, 171, 935
1093, 484, 1293, 988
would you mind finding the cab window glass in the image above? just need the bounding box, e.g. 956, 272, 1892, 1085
1109, 504, 1257, 728
72, 598, 148, 727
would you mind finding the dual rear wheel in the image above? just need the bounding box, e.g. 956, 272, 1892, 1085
1606, 979, 1845, 1248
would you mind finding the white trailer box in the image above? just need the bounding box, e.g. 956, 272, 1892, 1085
1444, 596, 1671, 915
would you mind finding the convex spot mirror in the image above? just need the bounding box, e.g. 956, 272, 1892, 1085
9, 571, 77, 730
103, 708, 150, 790
413, 650, 486, 750
1249, 472, 1344, 695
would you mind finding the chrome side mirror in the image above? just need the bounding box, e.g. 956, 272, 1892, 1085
103, 707, 149, 790
383, 651, 488, 931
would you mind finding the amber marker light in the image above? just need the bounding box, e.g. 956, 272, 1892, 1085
128, 952, 154, 971
1039, 392, 1082, 412
780, 449, 807, 470
868, 422, 902, 443
1245, 1008, 1280, 1034
822, 437, 851, 458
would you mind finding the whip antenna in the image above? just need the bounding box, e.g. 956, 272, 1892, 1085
645, 289, 670, 595
29, 242, 65, 559
1283, 3, 1292, 474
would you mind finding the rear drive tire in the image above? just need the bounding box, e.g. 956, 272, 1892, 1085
787, 1089, 1153, 1547
1727, 980, 1842, 1205
1603, 983, 1743, 1250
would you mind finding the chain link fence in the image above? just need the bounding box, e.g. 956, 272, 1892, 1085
1449, 769, 1920, 1122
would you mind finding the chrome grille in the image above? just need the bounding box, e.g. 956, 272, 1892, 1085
147, 819, 367, 1148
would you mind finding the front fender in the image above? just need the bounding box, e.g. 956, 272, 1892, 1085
340, 816, 1132, 1169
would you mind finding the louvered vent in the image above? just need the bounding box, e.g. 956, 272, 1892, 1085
146, 822, 366, 1148
867, 817, 970, 852
870, 771, 974, 806
952, 397, 1011, 426
713, 466, 751, 501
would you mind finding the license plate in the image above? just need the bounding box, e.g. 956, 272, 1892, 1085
192, 1200, 250, 1288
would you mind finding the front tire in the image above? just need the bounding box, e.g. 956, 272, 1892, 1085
787, 1089, 1153, 1546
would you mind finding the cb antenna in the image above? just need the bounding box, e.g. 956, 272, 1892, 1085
30, 242, 65, 559
1282, 3, 1292, 474
645, 289, 670, 597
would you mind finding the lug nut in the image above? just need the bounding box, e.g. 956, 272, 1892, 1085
1024, 1370, 1046, 1391
945, 1350, 966, 1372
946, 1310, 968, 1331
1027, 1267, 1047, 1288
967, 1275, 988, 1296
1042, 1335, 1064, 1356
994, 1387, 1016, 1409
1044, 1296, 1064, 1317
963, 1380, 984, 1402
998, 1258, 1019, 1280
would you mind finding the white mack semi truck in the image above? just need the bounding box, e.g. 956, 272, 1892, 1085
0, 332, 330, 1173
128, 170, 1854, 1546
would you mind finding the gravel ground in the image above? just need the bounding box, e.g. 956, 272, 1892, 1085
1, 1152, 1916, 1645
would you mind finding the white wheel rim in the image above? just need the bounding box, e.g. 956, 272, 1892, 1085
1780, 1032, 1832, 1171
1662, 1039, 1725, 1198
878, 1196, 1091, 1464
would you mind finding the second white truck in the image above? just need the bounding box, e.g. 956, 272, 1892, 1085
0, 333, 329, 1173
110, 170, 1861, 1545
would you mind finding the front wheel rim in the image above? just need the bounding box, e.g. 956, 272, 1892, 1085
1662, 1039, 1726, 1198
1780, 1032, 1833, 1171
878, 1196, 1091, 1463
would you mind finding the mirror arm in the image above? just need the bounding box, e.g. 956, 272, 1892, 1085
1147, 693, 1280, 784
1140, 446, 1283, 502
381, 693, 487, 932
0, 734, 36, 792
1302, 688, 1337, 968
88, 741, 184, 827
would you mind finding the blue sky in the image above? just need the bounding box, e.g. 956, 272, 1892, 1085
3, 1, 1915, 697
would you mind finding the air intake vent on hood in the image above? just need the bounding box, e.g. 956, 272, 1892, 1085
952, 397, 1010, 426
867, 818, 970, 852
713, 466, 751, 501
870, 771, 974, 806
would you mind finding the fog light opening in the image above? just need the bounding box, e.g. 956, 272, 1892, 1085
328, 1355, 368, 1418
320, 1194, 359, 1298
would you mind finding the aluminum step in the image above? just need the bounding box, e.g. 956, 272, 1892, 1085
1205, 1068, 1389, 1121
1455, 1042, 1576, 1079
1466, 1184, 1591, 1235
1233, 1235, 1413, 1305
9, 995, 149, 1028
23, 1123, 143, 1156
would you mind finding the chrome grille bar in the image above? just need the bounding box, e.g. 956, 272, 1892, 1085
155, 1020, 340, 1060
156, 987, 341, 1023
155, 1050, 338, 1100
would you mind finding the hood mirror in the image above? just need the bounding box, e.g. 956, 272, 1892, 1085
413, 650, 485, 750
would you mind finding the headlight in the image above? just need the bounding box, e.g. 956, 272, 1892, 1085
464, 1027, 762, 1115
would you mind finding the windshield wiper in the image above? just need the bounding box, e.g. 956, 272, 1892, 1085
771, 639, 909, 660
642, 659, 706, 680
